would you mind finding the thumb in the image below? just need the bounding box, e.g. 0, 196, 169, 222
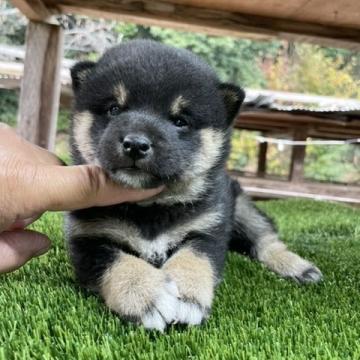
0, 230, 51, 274
35, 164, 163, 212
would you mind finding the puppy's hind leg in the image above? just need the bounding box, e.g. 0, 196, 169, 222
230, 190, 322, 283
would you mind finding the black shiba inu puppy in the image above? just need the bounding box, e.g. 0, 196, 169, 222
67, 40, 322, 331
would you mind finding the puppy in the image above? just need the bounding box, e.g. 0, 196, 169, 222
66, 40, 322, 331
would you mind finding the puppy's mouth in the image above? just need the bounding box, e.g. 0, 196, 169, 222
112, 165, 150, 177
108, 163, 162, 189
118, 165, 142, 172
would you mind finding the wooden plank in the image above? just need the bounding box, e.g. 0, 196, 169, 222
243, 186, 360, 204
230, 172, 360, 204
236, 119, 360, 139
257, 138, 268, 178
238, 111, 360, 127
289, 127, 308, 182
236, 112, 360, 139
308, 130, 360, 140
163, 0, 360, 30
42, 0, 360, 49
11, 0, 59, 24
17, 21, 64, 150
289, 0, 360, 30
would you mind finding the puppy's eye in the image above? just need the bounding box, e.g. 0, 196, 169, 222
108, 105, 121, 116
173, 117, 189, 128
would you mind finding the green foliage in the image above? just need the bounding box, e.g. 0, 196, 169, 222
265, 43, 360, 98
57, 108, 71, 133
115, 24, 280, 88
229, 130, 292, 178
0, 1, 26, 45
0, 89, 18, 126
228, 130, 259, 172
149, 27, 270, 87
1, 201, 360, 359
0, 92, 70, 132
55, 133, 71, 165
305, 144, 360, 184
115, 22, 142, 39
265, 144, 291, 178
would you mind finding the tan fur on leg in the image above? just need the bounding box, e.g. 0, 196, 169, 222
100, 253, 179, 330
255, 234, 322, 283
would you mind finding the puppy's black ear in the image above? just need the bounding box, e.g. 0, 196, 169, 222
218, 83, 245, 125
70, 61, 96, 93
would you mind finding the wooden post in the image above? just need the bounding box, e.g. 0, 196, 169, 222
289, 127, 308, 182
257, 138, 268, 178
17, 20, 63, 150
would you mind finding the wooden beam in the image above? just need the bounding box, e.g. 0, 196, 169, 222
17, 21, 64, 150
235, 112, 360, 139
11, 0, 59, 24
230, 172, 360, 205
236, 120, 360, 139
52, 0, 360, 49
257, 137, 268, 178
238, 111, 360, 128
289, 127, 308, 182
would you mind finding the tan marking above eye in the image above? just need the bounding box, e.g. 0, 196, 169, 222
170, 95, 188, 116
114, 83, 128, 107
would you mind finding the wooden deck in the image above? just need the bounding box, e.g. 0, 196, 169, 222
231, 173, 360, 205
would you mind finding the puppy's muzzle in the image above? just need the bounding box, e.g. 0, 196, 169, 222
120, 134, 152, 160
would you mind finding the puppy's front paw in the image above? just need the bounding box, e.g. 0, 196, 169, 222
163, 248, 215, 326
141, 278, 179, 331
100, 255, 179, 331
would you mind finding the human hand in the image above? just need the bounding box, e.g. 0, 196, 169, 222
0, 124, 163, 273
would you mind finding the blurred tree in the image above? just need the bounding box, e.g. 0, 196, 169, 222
228, 130, 259, 172
0, 2, 26, 45
0, 89, 18, 126
305, 144, 360, 184
135, 26, 281, 87
265, 43, 360, 98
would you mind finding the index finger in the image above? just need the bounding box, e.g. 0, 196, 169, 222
32, 164, 164, 212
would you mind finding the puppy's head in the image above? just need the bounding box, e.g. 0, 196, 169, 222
70, 40, 244, 191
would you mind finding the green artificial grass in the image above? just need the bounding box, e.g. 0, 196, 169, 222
1, 199, 360, 359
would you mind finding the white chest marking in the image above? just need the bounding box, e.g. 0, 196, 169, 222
68, 210, 223, 263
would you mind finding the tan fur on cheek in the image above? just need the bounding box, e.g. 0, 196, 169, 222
73, 111, 96, 164
163, 248, 214, 308
100, 254, 164, 317
186, 128, 224, 178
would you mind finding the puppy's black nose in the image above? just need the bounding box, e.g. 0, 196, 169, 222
121, 134, 151, 159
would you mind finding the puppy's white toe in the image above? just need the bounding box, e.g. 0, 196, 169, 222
141, 279, 179, 331
154, 282, 179, 323
141, 310, 166, 331
176, 300, 205, 325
